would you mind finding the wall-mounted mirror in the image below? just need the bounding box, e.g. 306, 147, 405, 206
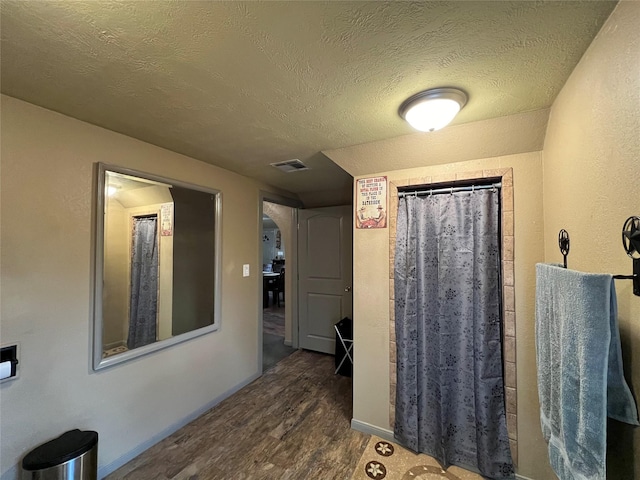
93, 164, 221, 370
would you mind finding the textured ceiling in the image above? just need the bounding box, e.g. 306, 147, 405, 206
0, 1, 616, 203
325, 109, 551, 177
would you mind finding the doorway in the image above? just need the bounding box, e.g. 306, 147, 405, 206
387, 169, 519, 465
261, 201, 297, 372
257, 193, 354, 374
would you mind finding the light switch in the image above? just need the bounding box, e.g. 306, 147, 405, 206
242, 264, 250, 277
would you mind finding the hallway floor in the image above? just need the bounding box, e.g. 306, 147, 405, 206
262, 304, 296, 372
105, 350, 369, 480
262, 332, 296, 373
262, 304, 285, 337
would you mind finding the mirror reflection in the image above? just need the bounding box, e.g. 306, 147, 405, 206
95, 166, 220, 368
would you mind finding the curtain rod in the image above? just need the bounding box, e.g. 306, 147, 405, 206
398, 182, 501, 198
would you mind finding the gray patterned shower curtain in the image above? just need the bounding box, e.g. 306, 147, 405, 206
127, 216, 159, 350
394, 189, 514, 479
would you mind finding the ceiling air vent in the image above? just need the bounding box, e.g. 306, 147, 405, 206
270, 159, 310, 173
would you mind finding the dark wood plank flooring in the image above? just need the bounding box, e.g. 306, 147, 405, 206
105, 350, 369, 480
262, 333, 296, 373
263, 305, 285, 337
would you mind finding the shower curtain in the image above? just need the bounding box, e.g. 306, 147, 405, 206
127, 216, 159, 350
394, 189, 514, 479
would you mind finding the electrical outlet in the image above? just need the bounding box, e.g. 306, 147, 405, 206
242, 264, 250, 277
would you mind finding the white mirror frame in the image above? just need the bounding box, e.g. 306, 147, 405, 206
92, 163, 222, 371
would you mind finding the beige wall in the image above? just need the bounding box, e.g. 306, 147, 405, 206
0, 95, 273, 478
352, 152, 556, 479
263, 201, 294, 344
543, 2, 640, 477
103, 199, 129, 347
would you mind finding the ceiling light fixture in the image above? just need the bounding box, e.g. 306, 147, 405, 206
399, 88, 468, 132
106, 185, 120, 197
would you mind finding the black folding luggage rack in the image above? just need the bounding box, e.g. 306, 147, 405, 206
334, 317, 353, 377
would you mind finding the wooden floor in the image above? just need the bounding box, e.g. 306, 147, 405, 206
262, 332, 296, 373
263, 305, 285, 337
106, 350, 369, 480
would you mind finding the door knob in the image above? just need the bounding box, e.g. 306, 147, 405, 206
345, 286, 351, 292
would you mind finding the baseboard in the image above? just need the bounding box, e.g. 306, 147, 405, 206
350, 418, 395, 442
104, 340, 125, 350
97, 371, 261, 479
0, 464, 18, 480
284, 340, 292, 346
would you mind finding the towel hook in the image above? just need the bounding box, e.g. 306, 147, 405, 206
622, 216, 640, 259
558, 229, 570, 269
613, 216, 640, 296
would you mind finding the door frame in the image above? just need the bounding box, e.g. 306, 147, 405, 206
258, 191, 302, 374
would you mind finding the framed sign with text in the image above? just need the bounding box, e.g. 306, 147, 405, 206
160, 202, 173, 236
356, 176, 387, 229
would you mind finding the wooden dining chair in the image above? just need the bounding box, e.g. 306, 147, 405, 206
274, 269, 285, 307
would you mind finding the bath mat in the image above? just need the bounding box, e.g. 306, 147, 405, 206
351, 436, 483, 480
103, 345, 128, 358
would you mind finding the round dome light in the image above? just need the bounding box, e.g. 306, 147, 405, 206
399, 88, 468, 132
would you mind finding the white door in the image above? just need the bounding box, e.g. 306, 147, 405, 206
298, 205, 353, 354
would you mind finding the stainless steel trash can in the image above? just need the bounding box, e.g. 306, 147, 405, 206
22, 429, 98, 480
